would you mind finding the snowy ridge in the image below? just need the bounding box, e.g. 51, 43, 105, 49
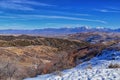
77, 50, 120, 69
24, 50, 120, 80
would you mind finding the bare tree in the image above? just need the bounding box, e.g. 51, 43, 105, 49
31, 53, 44, 75
5, 62, 17, 80
0, 58, 17, 80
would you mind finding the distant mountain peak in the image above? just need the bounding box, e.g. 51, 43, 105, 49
96, 27, 105, 29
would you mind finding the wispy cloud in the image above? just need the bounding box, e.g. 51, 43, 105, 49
94, 8, 120, 13
0, 0, 55, 11
107, 7, 120, 11
11, 0, 55, 6
0, 14, 107, 24
47, 11, 91, 16
39, 15, 106, 24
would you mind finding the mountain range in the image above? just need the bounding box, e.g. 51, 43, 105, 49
0, 26, 120, 36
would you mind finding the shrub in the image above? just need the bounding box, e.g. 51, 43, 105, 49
53, 71, 63, 77
86, 62, 92, 69
108, 63, 120, 68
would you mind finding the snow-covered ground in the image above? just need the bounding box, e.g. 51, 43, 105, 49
24, 50, 120, 80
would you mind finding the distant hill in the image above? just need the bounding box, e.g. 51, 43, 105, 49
66, 32, 120, 44
0, 26, 120, 36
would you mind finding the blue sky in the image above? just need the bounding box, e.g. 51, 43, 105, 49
0, 0, 120, 29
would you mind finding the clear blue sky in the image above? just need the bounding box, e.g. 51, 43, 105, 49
0, 0, 120, 29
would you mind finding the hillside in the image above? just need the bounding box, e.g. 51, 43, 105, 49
0, 35, 87, 50
0, 35, 90, 80
24, 43, 120, 80
0, 34, 119, 80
